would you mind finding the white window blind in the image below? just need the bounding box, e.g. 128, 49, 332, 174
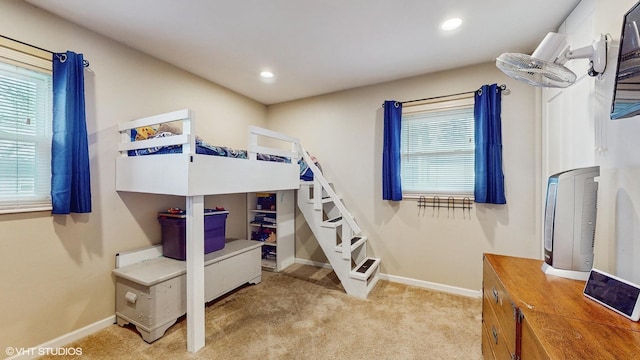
0, 50, 52, 213
401, 97, 474, 196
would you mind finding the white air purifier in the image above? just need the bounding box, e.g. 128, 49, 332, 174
541, 166, 599, 280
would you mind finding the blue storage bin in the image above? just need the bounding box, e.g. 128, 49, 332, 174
158, 210, 229, 260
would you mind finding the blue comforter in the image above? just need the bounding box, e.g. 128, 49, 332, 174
127, 131, 318, 179
128, 132, 287, 162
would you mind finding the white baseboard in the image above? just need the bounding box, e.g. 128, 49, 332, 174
379, 273, 481, 298
116, 244, 162, 268
294, 258, 481, 298
6, 316, 115, 360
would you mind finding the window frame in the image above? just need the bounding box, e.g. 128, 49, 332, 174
0, 38, 53, 214
400, 95, 475, 199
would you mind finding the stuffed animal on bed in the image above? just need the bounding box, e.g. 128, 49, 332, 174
134, 126, 157, 141
157, 123, 182, 135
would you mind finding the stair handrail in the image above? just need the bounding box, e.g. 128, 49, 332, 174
300, 146, 361, 234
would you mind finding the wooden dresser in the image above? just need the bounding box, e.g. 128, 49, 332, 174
482, 253, 640, 359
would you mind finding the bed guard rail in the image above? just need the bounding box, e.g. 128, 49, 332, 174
248, 125, 300, 164
117, 109, 195, 156
117, 109, 300, 163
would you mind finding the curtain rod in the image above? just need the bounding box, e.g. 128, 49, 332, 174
0, 34, 90, 67
401, 84, 508, 105
383, 84, 509, 108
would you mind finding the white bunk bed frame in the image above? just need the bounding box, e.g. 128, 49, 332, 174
116, 109, 301, 352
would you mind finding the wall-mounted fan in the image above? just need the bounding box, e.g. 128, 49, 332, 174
496, 32, 607, 88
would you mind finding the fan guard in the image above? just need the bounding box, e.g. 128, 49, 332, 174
496, 53, 577, 88
496, 33, 607, 88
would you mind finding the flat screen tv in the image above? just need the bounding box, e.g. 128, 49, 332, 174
611, 1, 640, 120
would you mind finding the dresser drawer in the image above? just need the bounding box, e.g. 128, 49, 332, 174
482, 294, 513, 360
483, 257, 517, 353
481, 322, 496, 359
520, 315, 550, 360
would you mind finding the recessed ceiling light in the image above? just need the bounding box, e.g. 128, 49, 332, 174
260, 71, 274, 78
441, 18, 462, 31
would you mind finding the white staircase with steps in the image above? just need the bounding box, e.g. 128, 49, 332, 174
297, 149, 381, 299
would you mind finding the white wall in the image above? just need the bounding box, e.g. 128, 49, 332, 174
267, 62, 542, 292
543, 0, 640, 283
596, 0, 640, 284
595, 0, 640, 282
0, 1, 266, 354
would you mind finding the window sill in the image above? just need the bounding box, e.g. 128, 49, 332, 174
0, 206, 52, 215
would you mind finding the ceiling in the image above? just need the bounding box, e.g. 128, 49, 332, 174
25, 0, 581, 105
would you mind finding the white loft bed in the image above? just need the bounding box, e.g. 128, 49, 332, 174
115, 109, 301, 352
116, 108, 300, 196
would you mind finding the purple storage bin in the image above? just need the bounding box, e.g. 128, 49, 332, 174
158, 210, 229, 260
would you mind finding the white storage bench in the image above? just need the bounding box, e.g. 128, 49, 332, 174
112, 239, 262, 343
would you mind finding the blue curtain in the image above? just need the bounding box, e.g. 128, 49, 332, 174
51, 51, 92, 214
474, 84, 506, 204
382, 100, 402, 201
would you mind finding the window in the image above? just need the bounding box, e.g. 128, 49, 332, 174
400, 96, 474, 197
0, 40, 52, 213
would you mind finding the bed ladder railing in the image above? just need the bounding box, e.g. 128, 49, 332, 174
297, 147, 380, 299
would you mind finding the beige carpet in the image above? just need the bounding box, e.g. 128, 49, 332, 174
40, 264, 482, 360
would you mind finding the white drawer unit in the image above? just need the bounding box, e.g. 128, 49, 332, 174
113, 239, 262, 342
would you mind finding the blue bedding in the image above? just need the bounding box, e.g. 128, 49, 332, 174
128, 131, 288, 162
128, 131, 319, 179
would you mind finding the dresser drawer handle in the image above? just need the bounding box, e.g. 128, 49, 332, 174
492, 287, 499, 303
491, 325, 499, 345
125, 291, 137, 304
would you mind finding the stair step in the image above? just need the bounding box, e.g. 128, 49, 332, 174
350, 257, 381, 281
321, 216, 342, 228
307, 194, 342, 205
334, 236, 367, 253
300, 180, 333, 186
297, 170, 381, 298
